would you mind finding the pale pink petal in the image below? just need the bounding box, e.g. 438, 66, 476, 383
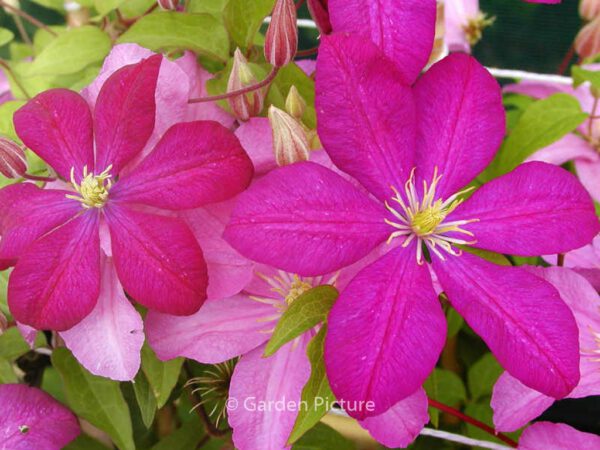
0, 184, 80, 262
360, 388, 429, 448
105, 204, 207, 316
146, 295, 273, 363
527, 133, 598, 166
224, 162, 389, 276
177, 51, 235, 128
433, 251, 580, 399
111, 121, 253, 210
184, 200, 254, 300
8, 213, 100, 331
228, 336, 312, 450
415, 53, 505, 198
16, 322, 37, 348
13, 89, 94, 181
519, 422, 600, 450
60, 256, 144, 381
94, 55, 162, 174
452, 162, 600, 256
444, 0, 479, 53
325, 245, 446, 419
328, 0, 436, 84
315, 33, 416, 201
491, 372, 555, 432
235, 118, 276, 176
295, 59, 316, 76
0, 384, 80, 449
504, 81, 575, 99
575, 158, 600, 203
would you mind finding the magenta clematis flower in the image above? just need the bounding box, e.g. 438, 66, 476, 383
0, 384, 80, 449
518, 422, 600, 450
0, 54, 253, 333
492, 267, 600, 432
505, 75, 600, 203
224, 32, 599, 420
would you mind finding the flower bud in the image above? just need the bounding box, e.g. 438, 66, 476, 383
265, 0, 298, 67
0, 137, 27, 179
227, 49, 264, 121
307, 0, 331, 34
157, 0, 178, 10
580, 0, 600, 21
575, 16, 600, 59
269, 106, 310, 166
285, 86, 306, 120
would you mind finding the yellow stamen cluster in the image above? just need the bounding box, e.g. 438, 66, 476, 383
385, 167, 478, 264
66, 165, 113, 209
463, 13, 496, 46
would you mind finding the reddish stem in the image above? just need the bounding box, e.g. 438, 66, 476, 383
23, 173, 55, 183
295, 0, 306, 10
428, 398, 518, 448
296, 46, 319, 57
0, 1, 57, 36
558, 43, 575, 75
188, 67, 279, 104
557, 253, 565, 267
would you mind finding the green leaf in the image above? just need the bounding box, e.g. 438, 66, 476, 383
482, 94, 588, 181
293, 422, 355, 450
29, 0, 65, 11
223, 0, 275, 49
119, 0, 155, 18
141, 344, 183, 408
264, 285, 339, 357
288, 326, 335, 444
0, 269, 9, 316
572, 66, 600, 89
132, 370, 158, 428
27, 26, 111, 77
468, 353, 503, 402
0, 101, 26, 144
150, 417, 206, 450
0, 28, 14, 47
272, 63, 317, 129
94, 0, 125, 15
0, 327, 44, 360
423, 368, 467, 428
118, 12, 230, 62
0, 357, 17, 383
464, 402, 521, 445
188, 0, 229, 17
52, 348, 135, 450
64, 434, 110, 450
445, 307, 464, 338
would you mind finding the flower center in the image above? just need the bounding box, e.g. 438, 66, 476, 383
384, 167, 478, 264
463, 13, 495, 46
284, 277, 313, 305
66, 165, 113, 209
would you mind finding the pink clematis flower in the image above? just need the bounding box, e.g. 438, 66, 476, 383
0, 54, 253, 335
0, 384, 80, 449
492, 267, 600, 432
444, 0, 494, 53
518, 422, 600, 450
544, 235, 600, 291
505, 73, 600, 203
224, 31, 599, 420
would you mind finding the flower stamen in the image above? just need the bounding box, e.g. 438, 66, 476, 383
66, 165, 113, 209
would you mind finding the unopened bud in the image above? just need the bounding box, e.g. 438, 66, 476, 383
0, 311, 7, 336
227, 49, 264, 121
0, 137, 27, 179
307, 0, 331, 35
268, 106, 310, 166
2, 0, 19, 15
157, 0, 178, 10
285, 86, 306, 120
580, 0, 600, 21
265, 0, 298, 67
66, 6, 90, 28
575, 16, 600, 59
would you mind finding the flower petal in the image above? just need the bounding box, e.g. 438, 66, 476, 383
13, 89, 94, 181
105, 204, 207, 315
527, 133, 598, 166
452, 162, 600, 256
8, 212, 100, 331
224, 162, 389, 276
60, 256, 144, 381
235, 118, 276, 177
315, 33, 416, 201
432, 251, 580, 399
519, 422, 600, 450
491, 372, 554, 432
0, 184, 80, 263
0, 384, 80, 450
359, 388, 429, 448
325, 245, 446, 419
575, 158, 600, 203
414, 53, 505, 198
146, 295, 273, 363
94, 55, 162, 174
328, 0, 436, 84
184, 200, 254, 300
228, 337, 312, 450
111, 121, 253, 210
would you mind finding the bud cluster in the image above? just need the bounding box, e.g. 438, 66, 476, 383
0, 136, 27, 179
